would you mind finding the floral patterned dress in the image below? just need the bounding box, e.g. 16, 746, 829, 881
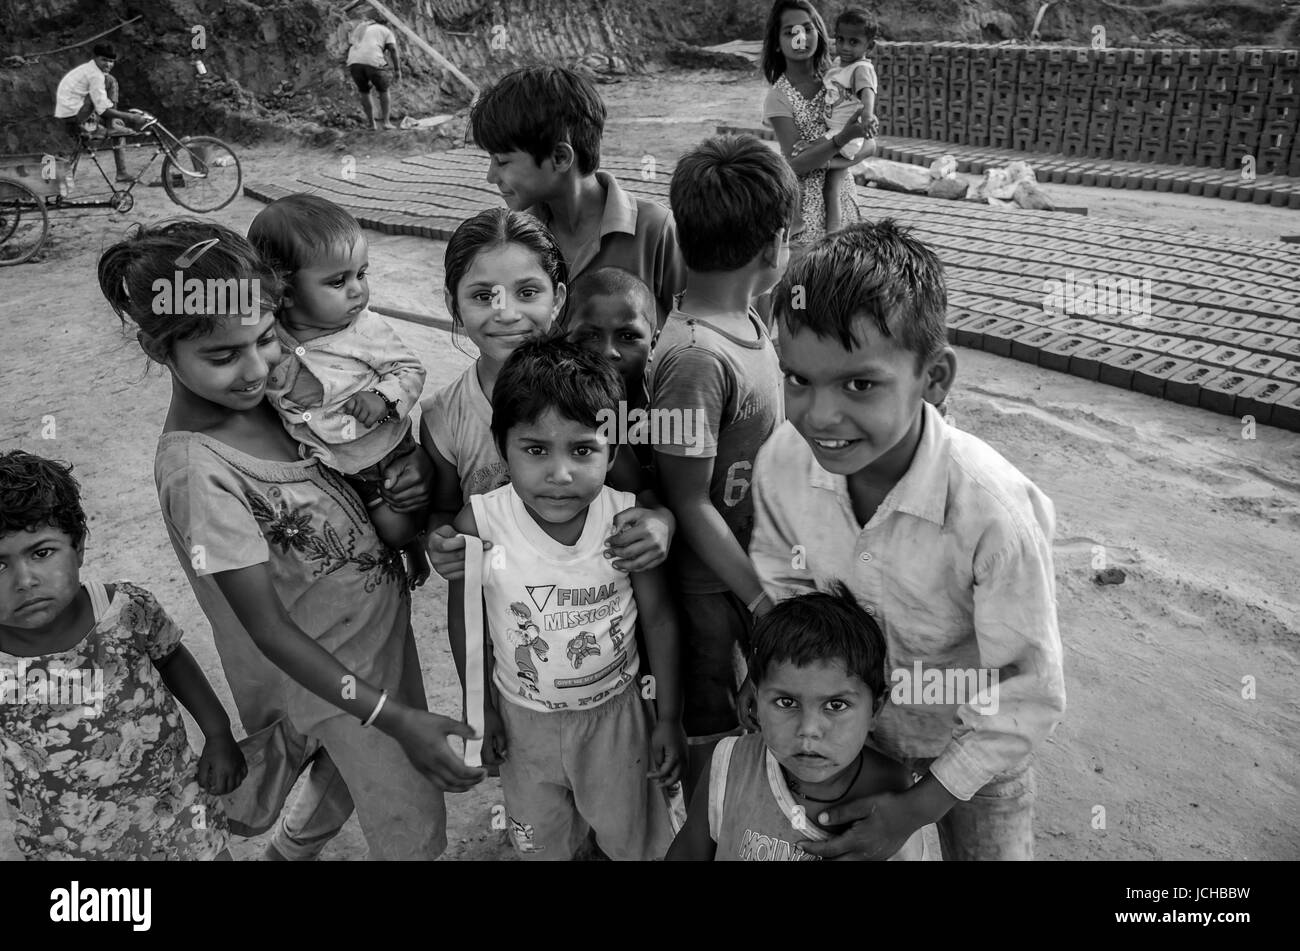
763, 74, 862, 245
153, 431, 411, 740
0, 581, 230, 860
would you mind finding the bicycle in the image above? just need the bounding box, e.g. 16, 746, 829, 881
0, 111, 242, 266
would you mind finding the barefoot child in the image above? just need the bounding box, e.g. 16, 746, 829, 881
248, 193, 430, 586
652, 133, 797, 791
421, 209, 674, 582
0, 451, 243, 860
449, 337, 686, 859
667, 584, 922, 861
470, 65, 687, 328
822, 8, 880, 233
98, 222, 483, 861
751, 220, 1066, 860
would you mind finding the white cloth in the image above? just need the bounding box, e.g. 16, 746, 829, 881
53, 60, 113, 118
471, 484, 640, 714
346, 22, 396, 68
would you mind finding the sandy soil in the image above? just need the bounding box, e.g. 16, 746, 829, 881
1, 69, 1297, 861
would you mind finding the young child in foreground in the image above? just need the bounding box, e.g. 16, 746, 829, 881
0, 451, 243, 860
650, 133, 798, 790
822, 7, 880, 233
249, 193, 430, 584
749, 219, 1066, 860
449, 337, 686, 860
668, 584, 922, 861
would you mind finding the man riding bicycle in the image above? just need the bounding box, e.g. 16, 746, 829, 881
53, 44, 149, 182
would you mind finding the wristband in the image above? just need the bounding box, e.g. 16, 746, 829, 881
747, 591, 770, 615
361, 689, 388, 727
366, 387, 399, 424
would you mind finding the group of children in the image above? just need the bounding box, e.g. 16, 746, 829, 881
1, 16, 1066, 862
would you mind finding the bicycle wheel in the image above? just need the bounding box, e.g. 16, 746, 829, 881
0, 178, 50, 266
162, 135, 242, 212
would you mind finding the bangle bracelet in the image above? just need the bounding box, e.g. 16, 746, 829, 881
747, 591, 769, 614
361, 689, 388, 727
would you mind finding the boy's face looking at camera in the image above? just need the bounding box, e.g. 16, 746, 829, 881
0, 525, 84, 636
565, 293, 654, 387
833, 22, 871, 63
504, 408, 614, 539
755, 658, 877, 785
781, 312, 937, 477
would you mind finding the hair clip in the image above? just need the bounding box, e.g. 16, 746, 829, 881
174, 237, 221, 269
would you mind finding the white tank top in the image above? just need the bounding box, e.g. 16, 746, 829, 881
471, 484, 640, 713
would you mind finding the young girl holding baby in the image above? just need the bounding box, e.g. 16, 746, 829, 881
97, 221, 483, 861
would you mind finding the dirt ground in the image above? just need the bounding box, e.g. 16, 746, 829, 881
1, 69, 1297, 861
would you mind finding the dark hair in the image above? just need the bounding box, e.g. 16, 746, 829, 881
0, 452, 88, 548
98, 220, 283, 357
562, 267, 656, 329
470, 66, 605, 176
443, 208, 568, 326
774, 219, 948, 370
490, 335, 624, 456
670, 134, 799, 272
92, 44, 116, 60
749, 581, 886, 701
761, 0, 831, 84
247, 193, 364, 290
835, 7, 878, 43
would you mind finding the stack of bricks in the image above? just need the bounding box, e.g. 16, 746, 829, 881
874, 43, 1300, 177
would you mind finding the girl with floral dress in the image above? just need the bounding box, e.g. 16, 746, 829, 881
760, 0, 871, 250
97, 221, 485, 861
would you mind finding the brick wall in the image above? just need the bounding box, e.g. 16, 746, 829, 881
875, 44, 1300, 176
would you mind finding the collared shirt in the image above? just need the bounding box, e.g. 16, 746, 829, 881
53, 60, 113, 118
749, 404, 1066, 801
527, 170, 688, 327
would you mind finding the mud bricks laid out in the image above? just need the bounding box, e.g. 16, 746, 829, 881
245, 148, 1300, 432
873, 42, 1300, 201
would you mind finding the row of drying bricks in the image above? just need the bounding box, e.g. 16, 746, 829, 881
945, 297, 1300, 431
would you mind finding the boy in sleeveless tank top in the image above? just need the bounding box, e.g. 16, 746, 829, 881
667, 583, 923, 861
448, 338, 687, 860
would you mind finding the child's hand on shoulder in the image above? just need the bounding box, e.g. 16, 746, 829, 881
197, 731, 247, 796
798, 789, 923, 861
606, 505, 673, 572
647, 716, 687, 787
343, 390, 391, 427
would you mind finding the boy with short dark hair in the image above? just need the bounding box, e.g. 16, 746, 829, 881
561, 266, 658, 471
470, 66, 687, 326
749, 219, 1066, 861
667, 583, 922, 861
651, 133, 799, 789
448, 336, 686, 860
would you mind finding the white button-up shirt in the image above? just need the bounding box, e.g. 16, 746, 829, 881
749, 404, 1066, 801
54, 60, 113, 118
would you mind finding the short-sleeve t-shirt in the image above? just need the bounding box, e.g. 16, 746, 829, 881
471, 484, 640, 713
347, 22, 396, 67
422, 363, 510, 499
153, 432, 412, 736
0, 581, 230, 860
648, 308, 784, 594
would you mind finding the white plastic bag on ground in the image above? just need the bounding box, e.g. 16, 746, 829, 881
854, 158, 932, 194
930, 154, 957, 179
